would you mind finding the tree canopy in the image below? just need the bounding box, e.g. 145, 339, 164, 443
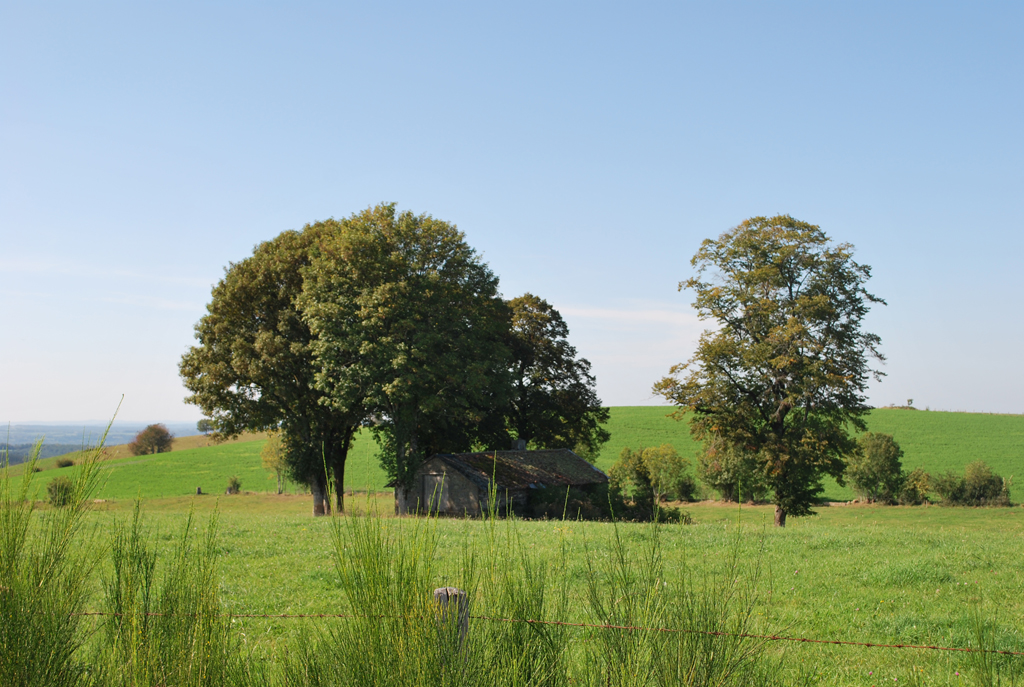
178, 222, 361, 514
128, 424, 174, 456
182, 203, 610, 515
504, 294, 609, 459
301, 204, 512, 505
847, 432, 904, 504
654, 215, 884, 526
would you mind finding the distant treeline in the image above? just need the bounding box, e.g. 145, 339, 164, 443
1, 443, 86, 465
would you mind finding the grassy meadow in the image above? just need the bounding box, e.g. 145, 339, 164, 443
21, 493, 1024, 686
5, 401, 1024, 685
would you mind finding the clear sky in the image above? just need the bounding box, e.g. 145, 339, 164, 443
2, 1, 1022, 424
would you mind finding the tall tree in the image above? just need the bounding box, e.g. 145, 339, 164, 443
654, 216, 884, 526
302, 204, 511, 510
178, 223, 365, 515
505, 294, 609, 458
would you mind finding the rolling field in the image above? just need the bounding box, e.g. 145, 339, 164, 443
22, 407, 1024, 503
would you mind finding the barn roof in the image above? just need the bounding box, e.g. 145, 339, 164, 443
427, 449, 608, 491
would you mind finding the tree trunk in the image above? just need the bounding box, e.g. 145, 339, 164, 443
332, 459, 346, 513
312, 476, 332, 516
774, 505, 787, 527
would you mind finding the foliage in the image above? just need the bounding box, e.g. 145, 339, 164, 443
197, 419, 214, 435
226, 476, 242, 495
260, 431, 287, 494
933, 461, 1011, 507
302, 204, 511, 497
897, 467, 931, 505
529, 484, 616, 520
847, 433, 905, 504
56, 458, 74, 468
179, 220, 362, 514
695, 436, 770, 502
47, 475, 75, 507
504, 293, 610, 459
128, 424, 174, 456
654, 215, 885, 525
609, 445, 695, 521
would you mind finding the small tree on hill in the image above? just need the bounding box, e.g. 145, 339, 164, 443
128, 424, 174, 456
197, 418, 214, 435
261, 431, 287, 494
847, 433, 904, 504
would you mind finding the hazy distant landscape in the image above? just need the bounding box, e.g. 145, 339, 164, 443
2, 422, 202, 463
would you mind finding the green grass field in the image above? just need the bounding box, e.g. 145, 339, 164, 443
61, 497, 1024, 685
25, 406, 1024, 504
9, 403, 1024, 685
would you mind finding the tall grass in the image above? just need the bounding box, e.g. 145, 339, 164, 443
1, 437, 102, 686
95, 502, 255, 687
283, 489, 780, 687
964, 605, 1023, 687
580, 520, 779, 687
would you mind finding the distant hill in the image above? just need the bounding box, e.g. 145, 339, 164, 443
6, 430, 269, 476
3, 422, 208, 465
2, 443, 90, 465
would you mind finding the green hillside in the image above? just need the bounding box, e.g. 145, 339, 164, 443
27, 407, 1024, 502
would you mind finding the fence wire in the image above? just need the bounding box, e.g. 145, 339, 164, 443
69, 611, 1024, 657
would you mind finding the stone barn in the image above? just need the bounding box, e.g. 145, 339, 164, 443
394, 449, 608, 516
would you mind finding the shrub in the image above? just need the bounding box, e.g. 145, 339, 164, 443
898, 467, 931, 505
643, 443, 697, 502
47, 476, 75, 507
128, 423, 174, 456
226, 476, 242, 494
934, 461, 1011, 506
696, 436, 770, 502
529, 483, 617, 520
847, 433, 905, 504
608, 445, 695, 522
56, 458, 74, 468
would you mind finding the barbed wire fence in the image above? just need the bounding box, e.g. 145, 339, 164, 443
69, 608, 1024, 657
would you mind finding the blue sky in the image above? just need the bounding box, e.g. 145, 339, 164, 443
2, 1, 1022, 423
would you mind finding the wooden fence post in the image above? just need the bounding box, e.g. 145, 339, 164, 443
433, 586, 469, 649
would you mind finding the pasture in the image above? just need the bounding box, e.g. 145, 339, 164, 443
9, 406, 1023, 684
29, 494, 1024, 685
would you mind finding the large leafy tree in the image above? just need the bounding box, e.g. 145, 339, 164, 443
179, 223, 366, 515
654, 216, 884, 526
301, 204, 511, 509
504, 294, 610, 459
